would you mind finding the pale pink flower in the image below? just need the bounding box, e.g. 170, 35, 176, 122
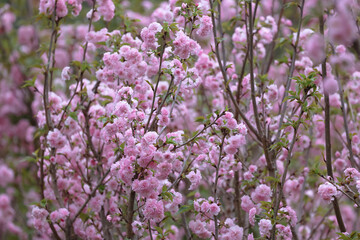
318, 182, 339, 203
143, 199, 164, 222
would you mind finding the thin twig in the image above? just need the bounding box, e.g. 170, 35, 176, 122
319, 15, 346, 233
208, 0, 261, 141
276, 0, 306, 143
70, 170, 111, 224
271, 95, 307, 240
214, 134, 226, 240
145, 32, 167, 133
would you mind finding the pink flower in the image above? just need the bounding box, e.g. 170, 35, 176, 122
244, 171, 253, 180
1, 11, 16, 33
232, 27, 247, 49
220, 225, 244, 239
208, 203, 220, 216
156, 162, 172, 180
0, 165, 14, 187
241, 195, 255, 212
98, 0, 115, 21
248, 233, 254, 240
158, 108, 170, 126
141, 22, 163, 50
32, 206, 48, 219
224, 145, 238, 155
323, 76, 338, 95
259, 219, 272, 237
56, 0, 68, 18
39, 0, 67, 18
61, 66, 71, 81
197, 16, 213, 37
276, 224, 292, 240
142, 131, 158, 145
132, 220, 144, 236
248, 165, 257, 173
39, 0, 55, 15
251, 184, 272, 203
267, 84, 278, 101
50, 208, 70, 222
114, 101, 131, 117
318, 182, 339, 203
132, 177, 159, 198
189, 220, 211, 239
227, 135, 245, 148
249, 207, 256, 226
280, 206, 297, 227
328, 11, 358, 46
47, 128, 67, 149
304, 33, 325, 65
89, 195, 104, 213
86, 28, 110, 45
344, 168, 360, 182
173, 31, 201, 59
143, 199, 164, 222
18, 26, 37, 52
186, 170, 202, 190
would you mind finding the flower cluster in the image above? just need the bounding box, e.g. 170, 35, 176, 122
1, 0, 360, 239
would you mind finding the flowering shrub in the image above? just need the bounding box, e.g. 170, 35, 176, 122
1, 0, 360, 239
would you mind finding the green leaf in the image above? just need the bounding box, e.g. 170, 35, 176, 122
40, 198, 48, 208
178, 204, 194, 214
79, 212, 90, 222
166, 136, 177, 145
68, 111, 78, 121
98, 184, 106, 194
22, 76, 36, 88
155, 226, 164, 234
195, 116, 205, 123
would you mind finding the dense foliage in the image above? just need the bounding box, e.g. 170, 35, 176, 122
1, 0, 360, 239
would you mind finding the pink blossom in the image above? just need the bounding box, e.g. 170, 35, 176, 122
132, 177, 159, 198
32, 206, 48, 219
132, 220, 144, 236
344, 168, 360, 182
244, 171, 253, 180
47, 128, 67, 149
142, 131, 159, 145
249, 207, 256, 226
173, 30, 201, 59
304, 33, 325, 65
259, 219, 272, 237
323, 76, 339, 95
328, 11, 358, 46
156, 162, 172, 180
143, 199, 164, 222
0, 165, 14, 187
248, 165, 257, 173
241, 195, 255, 212
61, 66, 71, 81
98, 0, 115, 21
318, 182, 339, 203
208, 203, 220, 216
248, 233, 254, 240
220, 225, 243, 239
50, 208, 69, 222
186, 170, 202, 190
280, 206, 297, 227
189, 220, 211, 239
18, 26, 38, 52
197, 16, 213, 37
251, 184, 272, 203
141, 22, 163, 50
276, 224, 292, 240
1, 11, 16, 33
